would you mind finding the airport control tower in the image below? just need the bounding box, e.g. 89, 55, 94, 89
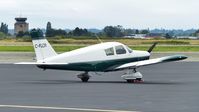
14, 17, 29, 35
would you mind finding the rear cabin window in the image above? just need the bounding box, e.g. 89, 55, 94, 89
115, 45, 127, 55
105, 47, 114, 56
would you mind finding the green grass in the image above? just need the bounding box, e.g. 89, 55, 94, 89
0, 45, 198, 52
0, 46, 34, 52
0, 46, 84, 52
141, 40, 190, 45
131, 46, 199, 52
1, 38, 199, 46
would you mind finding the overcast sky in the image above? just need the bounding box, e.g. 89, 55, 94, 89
1, 0, 199, 29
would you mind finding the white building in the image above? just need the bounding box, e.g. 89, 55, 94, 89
124, 34, 146, 39
176, 36, 198, 39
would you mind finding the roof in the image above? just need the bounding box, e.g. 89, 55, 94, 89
60, 42, 124, 56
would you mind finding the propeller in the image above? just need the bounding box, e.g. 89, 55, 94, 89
148, 42, 158, 53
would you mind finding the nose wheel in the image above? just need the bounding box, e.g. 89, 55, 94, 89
126, 78, 144, 83
77, 72, 90, 82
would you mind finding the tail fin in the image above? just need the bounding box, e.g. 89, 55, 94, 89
32, 38, 57, 62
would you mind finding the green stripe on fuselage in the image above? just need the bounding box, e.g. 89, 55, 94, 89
38, 56, 149, 72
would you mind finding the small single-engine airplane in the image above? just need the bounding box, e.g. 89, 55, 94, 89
16, 36, 187, 83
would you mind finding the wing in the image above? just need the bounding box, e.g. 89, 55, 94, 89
110, 55, 187, 71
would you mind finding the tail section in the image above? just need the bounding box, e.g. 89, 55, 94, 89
32, 38, 57, 62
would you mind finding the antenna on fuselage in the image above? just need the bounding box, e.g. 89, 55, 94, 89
95, 34, 103, 43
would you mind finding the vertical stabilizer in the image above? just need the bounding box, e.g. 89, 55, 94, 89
32, 38, 57, 62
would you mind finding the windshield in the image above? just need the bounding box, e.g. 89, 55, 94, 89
115, 45, 127, 55
126, 46, 133, 53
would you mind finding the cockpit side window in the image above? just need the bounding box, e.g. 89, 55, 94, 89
105, 47, 114, 56
115, 45, 127, 55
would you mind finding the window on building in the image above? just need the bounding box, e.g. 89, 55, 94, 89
115, 45, 126, 55
105, 47, 114, 56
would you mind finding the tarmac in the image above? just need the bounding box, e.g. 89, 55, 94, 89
0, 62, 198, 112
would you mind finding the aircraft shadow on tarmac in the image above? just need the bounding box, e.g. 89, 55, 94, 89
19, 80, 186, 85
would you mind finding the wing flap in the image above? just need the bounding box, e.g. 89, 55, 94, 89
113, 55, 187, 71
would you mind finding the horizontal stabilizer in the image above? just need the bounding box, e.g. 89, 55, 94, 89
15, 62, 68, 65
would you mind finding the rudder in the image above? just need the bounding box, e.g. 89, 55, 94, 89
32, 38, 57, 62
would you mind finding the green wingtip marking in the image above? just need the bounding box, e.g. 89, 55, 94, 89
162, 55, 188, 62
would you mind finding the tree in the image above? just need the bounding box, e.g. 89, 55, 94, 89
123, 29, 135, 36
46, 22, 52, 30
45, 22, 66, 37
103, 26, 115, 37
103, 25, 124, 37
165, 33, 172, 39
0, 32, 6, 39
193, 29, 199, 37
16, 31, 25, 37
46, 22, 53, 37
140, 29, 149, 34
115, 25, 124, 37
30, 28, 44, 39
16, 31, 30, 37
53, 29, 66, 36
71, 27, 90, 36
0, 22, 8, 34
73, 27, 81, 36
196, 29, 199, 33
135, 29, 139, 34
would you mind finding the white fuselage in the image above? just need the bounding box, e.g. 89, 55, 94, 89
41, 42, 150, 64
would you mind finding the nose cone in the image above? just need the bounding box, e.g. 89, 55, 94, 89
145, 51, 151, 57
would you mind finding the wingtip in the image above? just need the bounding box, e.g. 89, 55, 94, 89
179, 55, 188, 60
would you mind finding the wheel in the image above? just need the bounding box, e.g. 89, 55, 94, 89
126, 79, 143, 83
136, 78, 142, 81
77, 72, 90, 82
126, 79, 135, 83
81, 77, 89, 82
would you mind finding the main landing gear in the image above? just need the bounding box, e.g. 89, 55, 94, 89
77, 72, 90, 82
121, 69, 144, 83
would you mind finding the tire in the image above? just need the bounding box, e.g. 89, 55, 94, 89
127, 79, 135, 83
136, 78, 142, 81
126, 79, 143, 83
81, 77, 89, 82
